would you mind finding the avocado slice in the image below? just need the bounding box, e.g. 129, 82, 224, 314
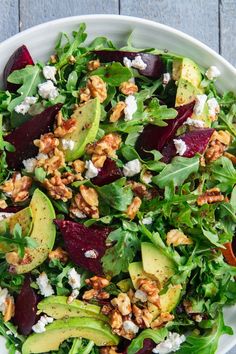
129, 261, 156, 289
7, 189, 56, 274
22, 317, 119, 354
117, 279, 133, 292
175, 79, 203, 107
141, 242, 175, 287
0, 207, 33, 252
172, 58, 202, 88
59, 98, 101, 161
37, 296, 108, 322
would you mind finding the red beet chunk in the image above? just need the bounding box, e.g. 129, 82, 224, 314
54, 220, 111, 275
162, 128, 215, 163
14, 277, 38, 335
124, 339, 156, 354
3, 45, 34, 92
5, 104, 62, 170
94, 50, 164, 79
92, 158, 123, 186
0, 206, 23, 213
136, 101, 195, 158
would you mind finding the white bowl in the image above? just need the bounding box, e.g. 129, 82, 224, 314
0, 14, 235, 354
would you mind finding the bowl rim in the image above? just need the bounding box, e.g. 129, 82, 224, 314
0, 14, 235, 76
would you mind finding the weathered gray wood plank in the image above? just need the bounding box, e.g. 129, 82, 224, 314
19, 0, 119, 31
220, 0, 236, 67
0, 0, 19, 42
120, 0, 219, 52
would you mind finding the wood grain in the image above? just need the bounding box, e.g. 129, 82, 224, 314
19, 0, 119, 30
0, 0, 19, 42
120, 0, 219, 52
220, 0, 236, 67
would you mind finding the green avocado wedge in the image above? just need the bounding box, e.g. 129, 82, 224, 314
22, 318, 119, 354
175, 78, 203, 107
7, 189, 56, 274
172, 57, 202, 88
37, 296, 108, 322
59, 98, 101, 161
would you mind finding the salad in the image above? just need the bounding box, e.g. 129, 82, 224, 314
0, 23, 235, 354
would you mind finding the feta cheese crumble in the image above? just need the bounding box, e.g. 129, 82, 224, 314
15, 96, 38, 115
84, 249, 98, 259
61, 139, 75, 151
123, 57, 132, 68
22, 157, 37, 173
68, 268, 81, 289
85, 160, 99, 179
205, 66, 221, 80
173, 139, 187, 156
163, 72, 171, 85
207, 97, 220, 119
38, 80, 59, 100
32, 315, 54, 334
72, 210, 87, 219
134, 289, 148, 302
131, 55, 147, 70
124, 95, 137, 121
43, 65, 57, 82
142, 217, 153, 225
184, 117, 204, 128
0, 288, 9, 314
123, 320, 139, 334
193, 94, 207, 116
0, 212, 14, 221
67, 289, 80, 304
152, 332, 186, 354
123, 159, 141, 177
36, 272, 54, 297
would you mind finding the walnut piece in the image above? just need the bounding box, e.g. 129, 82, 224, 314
119, 82, 138, 95
224, 152, 236, 165
151, 312, 174, 328
80, 87, 91, 102
132, 304, 152, 328
40, 148, 65, 174
197, 187, 224, 206
205, 140, 226, 163
4, 296, 15, 322
87, 75, 107, 103
71, 186, 99, 219
83, 276, 110, 300
210, 130, 231, 146
48, 247, 68, 263
80, 185, 99, 207
111, 293, 132, 316
34, 133, 59, 154
86, 133, 121, 159
85, 276, 110, 290
87, 59, 100, 71
126, 196, 142, 220
54, 115, 77, 138
109, 101, 126, 123
72, 159, 86, 173
44, 174, 72, 202
110, 309, 123, 329
166, 229, 193, 247
1, 173, 32, 203
137, 278, 160, 308
92, 154, 107, 168
0, 200, 7, 209
100, 346, 121, 354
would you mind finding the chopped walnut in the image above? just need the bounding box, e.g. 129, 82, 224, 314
87, 59, 100, 71
0, 200, 7, 209
50, 54, 57, 64
101, 304, 113, 315
83, 276, 110, 300
82, 289, 98, 300
5, 251, 20, 266
68, 55, 76, 64
1, 173, 32, 203
224, 152, 236, 164
127, 181, 154, 200
197, 187, 224, 206
54, 114, 77, 138
80, 87, 91, 102
72, 159, 86, 173
151, 312, 174, 328
80, 185, 99, 207
166, 229, 193, 247
87, 75, 107, 103
183, 299, 194, 314
132, 304, 152, 328
44, 174, 72, 202
34, 133, 59, 154
71, 192, 99, 219
85, 276, 110, 290
92, 154, 107, 168
137, 278, 160, 308
48, 247, 68, 263
205, 140, 226, 163
86, 133, 121, 159
110, 309, 123, 329
4, 296, 15, 322
60, 172, 76, 185
126, 196, 142, 220
109, 101, 126, 123
210, 130, 231, 146
119, 82, 138, 95
100, 346, 121, 354
40, 148, 65, 174
111, 293, 132, 316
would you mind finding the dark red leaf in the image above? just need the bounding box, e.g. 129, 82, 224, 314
3, 45, 34, 92
14, 276, 38, 335
5, 104, 62, 170
54, 220, 111, 275
94, 50, 164, 79
92, 158, 123, 186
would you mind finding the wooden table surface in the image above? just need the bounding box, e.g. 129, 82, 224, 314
0, 1, 235, 353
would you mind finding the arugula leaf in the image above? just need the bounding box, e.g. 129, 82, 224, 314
153, 156, 199, 188
7, 65, 43, 112
34, 167, 46, 183
177, 312, 233, 354
102, 227, 140, 276
145, 97, 177, 126
96, 178, 133, 211
127, 328, 168, 354
218, 103, 236, 137
92, 62, 132, 86
211, 156, 236, 192
0, 90, 11, 113
201, 228, 224, 248
87, 36, 116, 50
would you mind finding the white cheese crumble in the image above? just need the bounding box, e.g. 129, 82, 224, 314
0, 288, 9, 314
0, 212, 14, 221
68, 268, 81, 289
205, 66, 221, 80
67, 289, 80, 304
134, 289, 148, 302
38, 80, 59, 100
84, 249, 98, 259
163, 72, 171, 85
142, 217, 153, 225
193, 94, 207, 116
184, 117, 204, 128
207, 97, 220, 119
173, 139, 187, 156
123, 159, 141, 177
37, 153, 48, 160
142, 172, 152, 184
123, 57, 132, 68
22, 157, 37, 173
123, 320, 139, 334
124, 95, 137, 121
15, 96, 38, 115
131, 55, 147, 70
32, 315, 54, 333
72, 210, 87, 219
61, 139, 75, 151
43, 65, 57, 82
152, 332, 186, 354
36, 272, 54, 297
85, 160, 99, 179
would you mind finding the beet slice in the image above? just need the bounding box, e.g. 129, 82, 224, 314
124, 339, 156, 354
5, 104, 62, 170
0, 206, 23, 213
136, 101, 195, 158
94, 50, 164, 79
54, 220, 111, 275
92, 158, 123, 186
162, 128, 215, 163
14, 276, 38, 335
3, 45, 34, 92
